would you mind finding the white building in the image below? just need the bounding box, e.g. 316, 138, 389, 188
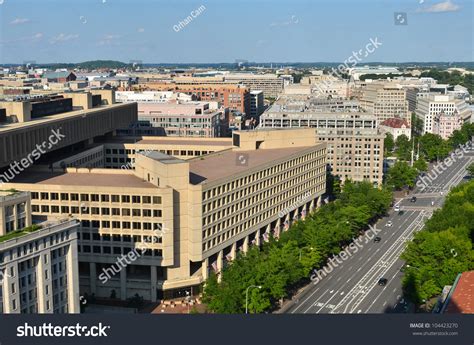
415, 94, 472, 135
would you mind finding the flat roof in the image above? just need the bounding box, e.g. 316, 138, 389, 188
9, 172, 156, 189
141, 151, 184, 164
104, 137, 232, 147
136, 138, 232, 147
445, 271, 474, 314
189, 146, 316, 184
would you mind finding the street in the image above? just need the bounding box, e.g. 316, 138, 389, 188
285, 148, 473, 314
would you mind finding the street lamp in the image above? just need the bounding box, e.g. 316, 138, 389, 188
245, 285, 262, 314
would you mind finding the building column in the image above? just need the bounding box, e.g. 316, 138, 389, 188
13, 203, 18, 230
89, 262, 97, 295
202, 257, 209, 280
3, 264, 18, 313
243, 236, 249, 253
36, 253, 47, 313
67, 243, 80, 313
309, 198, 315, 212
230, 242, 236, 260
217, 251, 223, 282
120, 268, 127, 300
316, 196, 322, 208
25, 198, 32, 227
150, 266, 157, 302
255, 229, 261, 246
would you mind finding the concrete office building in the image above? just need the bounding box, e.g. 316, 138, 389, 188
260, 112, 383, 186
415, 94, 472, 135
0, 219, 80, 314
169, 74, 285, 98
5, 129, 327, 301
140, 82, 251, 114
137, 102, 228, 138
225, 74, 284, 98
360, 82, 414, 126
0, 90, 137, 170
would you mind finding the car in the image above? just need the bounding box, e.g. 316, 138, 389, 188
386, 221, 393, 227
394, 205, 400, 212
374, 236, 382, 243
398, 210, 405, 216
410, 196, 417, 203
378, 278, 388, 286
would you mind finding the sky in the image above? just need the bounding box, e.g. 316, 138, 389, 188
0, 0, 472, 64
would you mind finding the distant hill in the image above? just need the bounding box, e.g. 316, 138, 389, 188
38, 60, 129, 70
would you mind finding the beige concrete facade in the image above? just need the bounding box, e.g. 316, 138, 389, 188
5, 129, 326, 301
259, 112, 384, 186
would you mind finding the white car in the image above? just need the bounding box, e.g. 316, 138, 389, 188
394, 205, 400, 212
386, 221, 393, 227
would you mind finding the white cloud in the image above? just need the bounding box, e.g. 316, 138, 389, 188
0, 32, 42, 45
137, 28, 145, 33
97, 34, 121, 46
418, 1, 460, 13
10, 18, 30, 25
50, 33, 79, 44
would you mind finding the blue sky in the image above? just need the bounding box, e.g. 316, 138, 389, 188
0, 0, 472, 63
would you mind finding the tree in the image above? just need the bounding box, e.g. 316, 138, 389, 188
411, 113, 423, 138
467, 163, 474, 176
395, 135, 412, 161
387, 161, 418, 190
384, 133, 395, 154
401, 181, 474, 305
419, 133, 450, 161
413, 158, 428, 172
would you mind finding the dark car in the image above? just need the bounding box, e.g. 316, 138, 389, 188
410, 196, 417, 203
374, 236, 382, 243
398, 210, 405, 216
378, 278, 388, 286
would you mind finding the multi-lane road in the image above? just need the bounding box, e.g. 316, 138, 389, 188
284, 148, 473, 314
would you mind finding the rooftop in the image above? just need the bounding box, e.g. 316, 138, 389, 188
9, 171, 156, 189
445, 271, 474, 314
189, 146, 315, 184
380, 118, 410, 128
